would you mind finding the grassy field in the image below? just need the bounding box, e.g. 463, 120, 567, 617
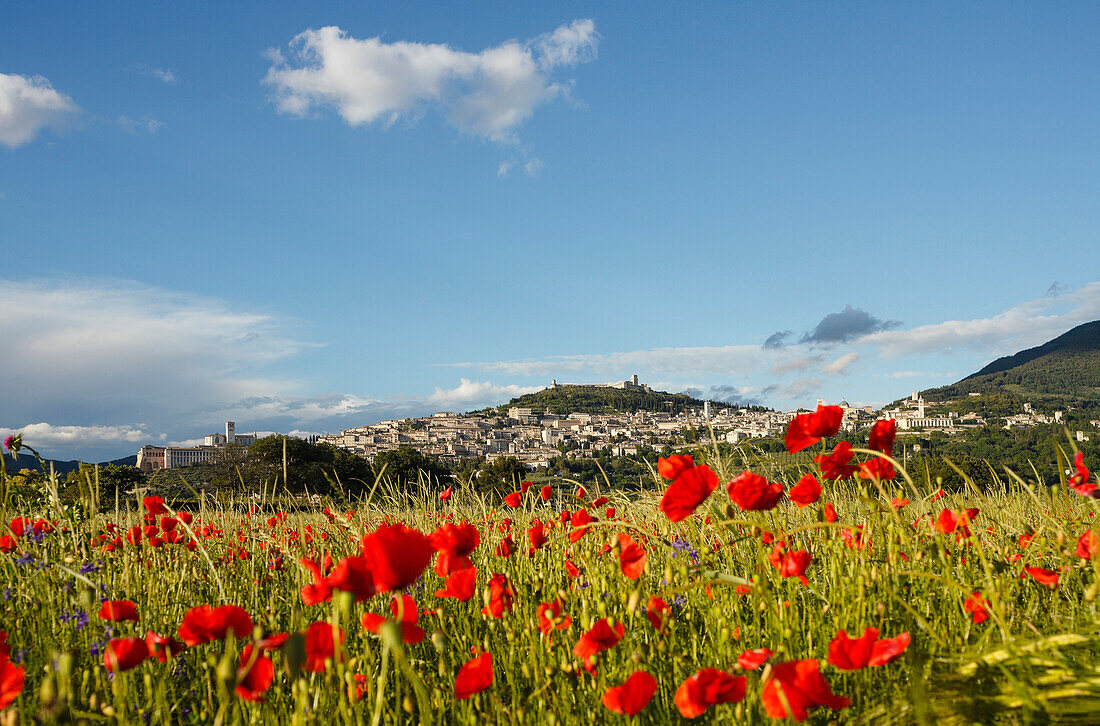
0, 425, 1098, 724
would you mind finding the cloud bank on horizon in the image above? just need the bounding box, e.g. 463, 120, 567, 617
3, 277, 1098, 461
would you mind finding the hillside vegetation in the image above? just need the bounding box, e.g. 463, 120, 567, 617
492, 385, 716, 416
919, 321, 1100, 413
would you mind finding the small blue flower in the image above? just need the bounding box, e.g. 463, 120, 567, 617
15, 552, 34, 567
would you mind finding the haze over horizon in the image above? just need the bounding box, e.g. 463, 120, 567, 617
4, 2, 1100, 461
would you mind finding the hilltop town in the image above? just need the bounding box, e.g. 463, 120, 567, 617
131, 376, 1098, 472
315, 377, 879, 468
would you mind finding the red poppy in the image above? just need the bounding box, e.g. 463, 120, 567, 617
1023, 566, 1059, 588
784, 405, 843, 454
761, 659, 850, 721
827, 628, 913, 670
827, 628, 877, 670
788, 474, 822, 507
361, 523, 433, 593
439, 487, 453, 501
540, 484, 553, 501
536, 598, 572, 638
481, 573, 515, 618
236, 644, 274, 702
658, 454, 694, 480
869, 632, 911, 666
618, 533, 646, 580
143, 496, 168, 516
727, 471, 784, 511
0, 657, 23, 709
527, 521, 548, 553
964, 592, 990, 624
8, 518, 27, 537
253, 633, 288, 651
565, 559, 580, 578
303, 622, 345, 672
573, 619, 624, 666
103, 637, 149, 672
674, 668, 746, 718
299, 557, 334, 606
935, 508, 979, 539
603, 671, 658, 716
0, 536, 14, 553
324, 555, 375, 602
814, 441, 859, 481
98, 600, 139, 622
431, 521, 480, 576
361, 595, 424, 644
145, 631, 185, 662
737, 647, 774, 670
1077, 529, 1099, 560
495, 537, 515, 558
1069, 451, 1097, 497
891, 497, 909, 509
454, 652, 493, 700
177, 605, 254, 646
858, 456, 896, 481
823, 502, 839, 523
520, 480, 532, 494
0, 631, 9, 659
435, 566, 478, 601
659, 463, 719, 522
503, 491, 522, 508
569, 509, 596, 543
768, 544, 812, 585
931, 488, 946, 501
868, 419, 897, 454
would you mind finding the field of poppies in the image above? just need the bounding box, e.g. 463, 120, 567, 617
1, 408, 1099, 724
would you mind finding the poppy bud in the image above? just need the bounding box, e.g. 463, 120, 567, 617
431, 630, 448, 654
725, 504, 737, 518
284, 632, 307, 675
38, 671, 58, 709
215, 653, 236, 691
403, 697, 414, 713
627, 590, 641, 614
1055, 531, 1066, 547
1085, 582, 1097, 603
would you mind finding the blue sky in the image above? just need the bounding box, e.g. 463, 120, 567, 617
3, 2, 1100, 460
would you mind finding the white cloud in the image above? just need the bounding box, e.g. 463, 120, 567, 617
148, 68, 176, 85
0, 278, 306, 431
116, 114, 164, 135
0, 423, 151, 447
263, 20, 598, 142
127, 64, 177, 84
524, 157, 544, 177
446, 343, 768, 379
425, 379, 542, 408
497, 160, 513, 177
862, 281, 1100, 358
822, 351, 859, 376
0, 73, 79, 148
533, 19, 599, 68
887, 370, 937, 379
771, 355, 822, 375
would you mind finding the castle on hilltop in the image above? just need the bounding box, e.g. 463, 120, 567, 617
549, 374, 653, 393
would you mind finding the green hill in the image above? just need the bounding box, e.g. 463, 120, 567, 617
488, 385, 720, 416
917, 320, 1100, 416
